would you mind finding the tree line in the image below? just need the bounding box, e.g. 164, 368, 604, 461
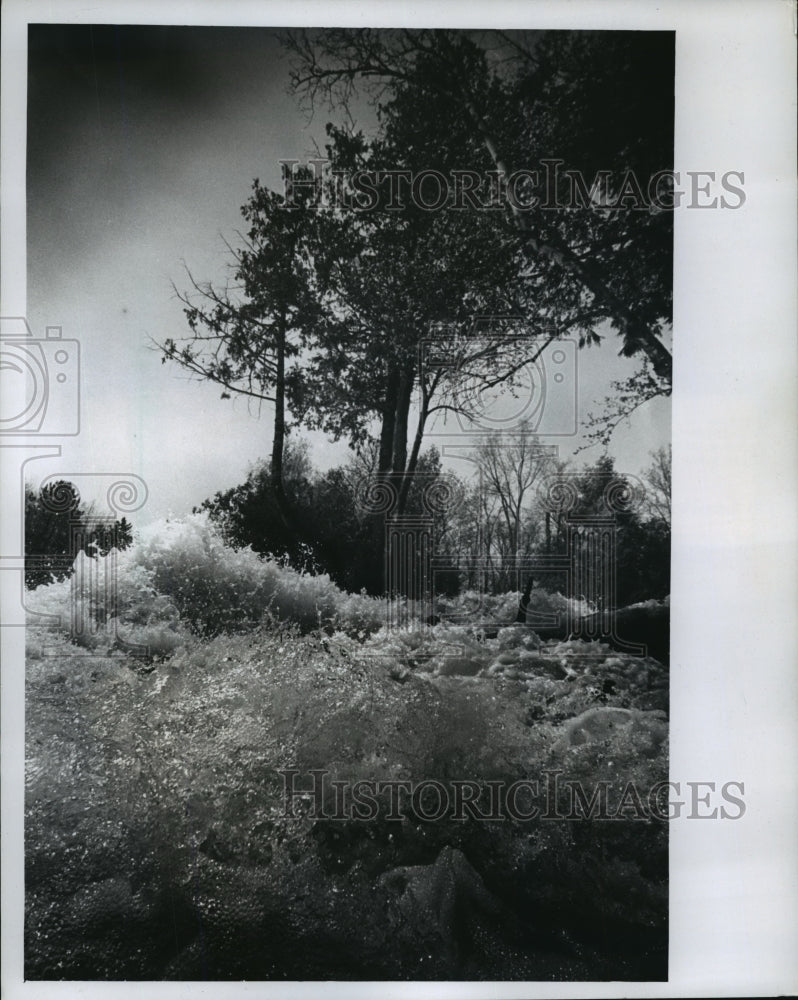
196, 438, 671, 606
23, 437, 670, 607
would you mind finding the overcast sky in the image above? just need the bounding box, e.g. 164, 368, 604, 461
26, 24, 670, 525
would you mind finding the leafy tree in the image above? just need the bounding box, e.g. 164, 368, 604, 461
545, 456, 670, 606
197, 436, 457, 595
194, 437, 318, 571
302, 462, 381, 592
283, 28, 674, 441
25, 481, 134, 589
290, 120, 531, 517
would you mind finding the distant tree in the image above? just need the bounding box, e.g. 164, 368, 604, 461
449, 425, 561, 592
548, 456, 670, 606
642, 444, 672, 527
25, 481, 134, 589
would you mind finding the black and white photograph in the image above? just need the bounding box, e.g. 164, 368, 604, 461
1, 1, 796, 996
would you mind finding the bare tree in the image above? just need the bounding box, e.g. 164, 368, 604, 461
642, 444, 671, 527
452, 423, 561, 591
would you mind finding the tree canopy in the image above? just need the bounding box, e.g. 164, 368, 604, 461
283, 28, 674, 406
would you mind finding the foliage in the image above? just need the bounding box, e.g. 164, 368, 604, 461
541, 455, 671, 606
283, 27, 674, 405
158, 168, 323, 524
199, 439, 460, 595
580, 364, 672, 450
168, 30, 676, 525
288, 114, 527, 496
194, 437, 320, 571
194, 435, 671, 607
25, 481, 133, 590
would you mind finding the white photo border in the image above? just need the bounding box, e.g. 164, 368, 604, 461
2, 1, 796, 997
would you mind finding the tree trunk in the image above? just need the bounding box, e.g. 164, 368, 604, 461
271, 305, 287, 497
516, 574, 535, 624
391, 360, 414, 474
378, 361, 400, 475
270, 304, 294, 535
397, 386, 429, 515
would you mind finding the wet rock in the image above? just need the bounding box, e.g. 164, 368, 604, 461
497, 626, 540, 651
247, 821, 274, 865
64, 877, 134, 932
378, 846, 502, 970
554, 706, 668, 752
518, 652, 568, 679
199, 827, 235, 863
437, 654, 487, 677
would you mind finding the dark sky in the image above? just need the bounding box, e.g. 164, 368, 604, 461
27, 25, 314, 295
25, 24, 361, 519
